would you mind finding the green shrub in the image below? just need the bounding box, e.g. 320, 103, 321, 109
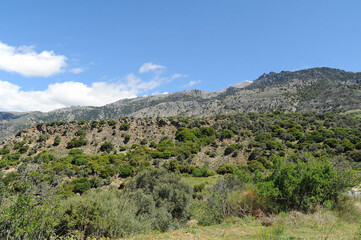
127, 169, 193, 224
194, 183, 206, 192
0, 148, 10, 155
220, 129, 234, 139
257, 155, 357, 212
123, 134, 131, 144
13, 140, 26, 150
38, 134, 49, 143
217, 164, 236, 174
119, 164, 134, 177
247, 160, 265, 172
18, 145, 29, 154
53, 135, 61, 146
175, 127, 197, 142
119, 123, 130, 131
71, 177, 91, 194
67, 137, 88, 149
192, 168, 215, 177
99, 141, 114, 153
348, 150, 361, 162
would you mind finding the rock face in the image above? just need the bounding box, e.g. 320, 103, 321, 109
1, 67, 361, 141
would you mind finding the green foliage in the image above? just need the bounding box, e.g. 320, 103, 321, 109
67, 137, 88, 149
99, 141, 114, 153
118, 163, 134, 177
0, 148, 10, 155
107, 119, 117, 126
266, 140, 283, 151
123, 134, 131, 144
15, 130, 23, 137
257, 155, 358, 212
18, 145, 29, 154
75, 128, 87, 137
53, 135, 61, 146
71, 177, 91, 194
348, 150, 361, 162
13, 140, 27, 150
217, 164, 237, 174
176, 127, 197, 142
255, 133, 273, 142
220, 129, 234, 139
192, 168, 215, 177
324, 138, 339, 148
128, 169, 193, 227
247, 160, 266, 172
119, 123, 130, 131
119, 145, 127, 151
38, 134, 49, 143
342, 138, 354, 152
224, 143, 242, 155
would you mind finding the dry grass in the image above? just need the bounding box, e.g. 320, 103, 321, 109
127, 208, 361, 240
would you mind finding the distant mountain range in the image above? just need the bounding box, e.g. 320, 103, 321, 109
1, 67, 360, 141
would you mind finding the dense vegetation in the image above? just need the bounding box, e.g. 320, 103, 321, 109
0, 112, 360, 239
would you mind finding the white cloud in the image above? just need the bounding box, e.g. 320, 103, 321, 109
0, 41, 67, 77
139, 62, 166, 73
69, 67, 84, 74
183, 80, 201, 88
0, 63, 184, 112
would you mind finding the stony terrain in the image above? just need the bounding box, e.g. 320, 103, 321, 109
0, 117, 249, 170
1, 67, 361, 141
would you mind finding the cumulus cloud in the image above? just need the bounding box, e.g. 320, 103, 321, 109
0, 63, 184, 112
139, 62, 166, 73
0, 41, 67, 77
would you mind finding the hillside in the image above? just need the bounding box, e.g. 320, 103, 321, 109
1, 67, 361, 141
0, 112, 360, 239
2, 112, 361, 177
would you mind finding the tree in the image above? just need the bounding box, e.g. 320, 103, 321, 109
99, 141, 114, 153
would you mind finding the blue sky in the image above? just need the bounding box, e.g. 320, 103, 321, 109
0, 0, 361, 112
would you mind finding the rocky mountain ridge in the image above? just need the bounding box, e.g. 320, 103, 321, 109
1, 67, 360, 141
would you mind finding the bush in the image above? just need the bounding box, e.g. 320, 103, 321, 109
119, 164, 133, 177
127, 169, 193, 230
220, 129, 234, 139
13, 140, 26, 150
192, 168, 215, 177
175, 128, 197, 142
0, 148, 10, 155
123, 134, 131, 144
67, 137, 88, 149
119, 146, 127, 152
56, 190, 150, 238
119, 123, 130, 131
348, 150, 361, 162
38, 134, 49, 143
193, 183, 206, 192
257, 155, 358, 212
247, 160, 265, 172
99, 141, 114, 153
342, 139, 354, 152
18, 145, 29, 154
224, 144, 241, 156
217, 164, 236, 174
53, 135, 61, 146
71, 177, 91, 194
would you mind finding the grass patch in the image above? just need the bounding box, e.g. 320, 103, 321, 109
182, 175, 221, 188
126, 206, 361, 240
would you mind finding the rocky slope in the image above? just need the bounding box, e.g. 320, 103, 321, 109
1, 67, 360, 141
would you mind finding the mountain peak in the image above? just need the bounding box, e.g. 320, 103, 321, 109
250, 67, 361, 88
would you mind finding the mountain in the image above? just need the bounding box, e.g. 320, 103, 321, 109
1, 67, 361, 141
